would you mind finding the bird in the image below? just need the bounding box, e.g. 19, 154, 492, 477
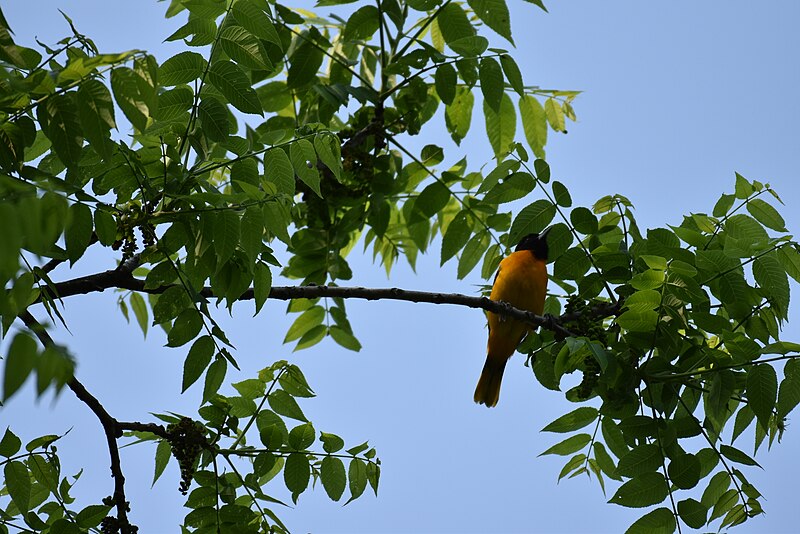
474, 230, 550, 407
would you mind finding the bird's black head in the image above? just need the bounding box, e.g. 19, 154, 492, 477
515, 228, 550, 261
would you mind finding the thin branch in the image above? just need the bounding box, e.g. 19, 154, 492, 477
39, 269, 616, 337
18, 311, 134, 530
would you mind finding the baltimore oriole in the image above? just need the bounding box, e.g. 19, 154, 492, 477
474, 230, 550, 407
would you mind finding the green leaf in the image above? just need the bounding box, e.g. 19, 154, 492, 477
616, 444, 662, 478
264, 148, 295, 193
734, 172, 753, 199
441, 211, 470, 266
4, 333, 37, 401
212, 210, 240, 267
347, 459, 368, 503
625, 507, 676, 534
197, 97, 230, 142
321, 456, 346, 501
64, 202, 93, 265
202, 357, 227, 403
4, 460, 31, 512
37, 94, 83, 167
519, 95, 547, 158
458, 231, 489, 279
483, 172, 535, 205
479, 57, 504, 112
253, 262, 272, 315
713, 194, 736, 217
746, 363, 777, 431
509, 199, 556, 245
552, 181, 572, 208
165, 17, 217, 46
93, 209, 116, 246
499, 54, 524, 96
110, 67, 151, 131
314, 132, 342, 182
231, 0, 281, 46
219, 26, 271, 70
719, 444, 760, 468
288, 422, 315, 450
290, 138, 321, 197
539, 433, 591, 457
437, 3, 475, 45
156, 86, 193, 121
320, 432, 345, 453
152, 439, 171, 486
593, 442, 621, 481
435, 63, 457, 105
159, 51, 207, 86
207, 60, 262, 115
616, 310, 659, 333
777, 371, 800, 419
269, 389, 307, 421
76, 504, 112, 529
343, 5, 381, 41
287, 41, 324, 89
0, 428, 22, 457
284, 306, 325, 343
753, 253, 789, 317
544, 97, 565, 132
416, 182, 451, 219
467, 0, 513, 43
608, 472, 668, 508
284, 452, 310, 495
330, 326, 362, 352
130, 292, 149, 337
677, 498, 708, 529
77, 79, 115, 158
167, 309, 203, 348
484, 93, 515, 156
445, 87, 474, 145
541, 407, 597, 433
668, 453, 701, 490
746, 198, 786, 231
448, 35, 489, 56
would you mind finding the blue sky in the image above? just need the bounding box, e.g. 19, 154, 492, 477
4, 1, 800, 533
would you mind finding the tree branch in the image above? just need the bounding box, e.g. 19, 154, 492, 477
42, 269, 624, 336
18, 311, 135, 530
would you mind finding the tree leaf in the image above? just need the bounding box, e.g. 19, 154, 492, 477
484, 93, 515, 156
3, 333, 37, 401
159, 51, 207, 86
4, 460, 31, 512
290, 138, 320, 197
152, 439, 171, 486
77, 79, 115, 158
509, 199, 556, 245
207, 60, 262, 115
440, 211, 470, 266
608, 472, 668, 508
499, 54, 524, 96
677, 498, 708, 529
479, 57, 504, 112
544, 97, 565, 132
269, 390, 307, 422
746, 363, 777, 431
519, 95, 546, 158
219, 26, 271, 70
539, 433, 591, 457
202, 357, 227, 403
467, 0, 513, 43
541, 407, 597, 433
445, 87, 474, 145
616, 444, 662, 478
64, 202, 93, 265
746, 198, 786, 231
346, 459, 368, 504
284, 452, 310, 495
231, 0, 282, 46
625, 507, 676, 534
719, 444, 761, 468
37, 94, 83, 167
668, 453, 701, 490
320, 456, 346, 501
435, 63, 457, 105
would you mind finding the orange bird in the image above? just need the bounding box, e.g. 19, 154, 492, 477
474, 231, 550, 407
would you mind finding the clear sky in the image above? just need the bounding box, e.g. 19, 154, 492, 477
4, 1, 800, 533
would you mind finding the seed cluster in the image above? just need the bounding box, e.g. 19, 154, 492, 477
167, 417, 207, 495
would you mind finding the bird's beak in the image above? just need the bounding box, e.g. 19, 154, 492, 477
540, 226, 553, 239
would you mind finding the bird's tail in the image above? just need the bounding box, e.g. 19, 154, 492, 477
473, 356, 508, 408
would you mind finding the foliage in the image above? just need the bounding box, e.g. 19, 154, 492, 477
0, 0, 798, 532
